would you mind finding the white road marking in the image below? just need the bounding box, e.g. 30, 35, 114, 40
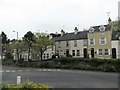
5, 70, 10, 72
2, 69, 61, 73
57, 69, 61, 71
38, 69, 42, 71
18, 70, 23, 72
11, 70, 16, 72
0, 70, 4, 72
26, 70, 30, 72
43, 69, 47, 71
47, 69, 51, 71
52, 69, 57, 71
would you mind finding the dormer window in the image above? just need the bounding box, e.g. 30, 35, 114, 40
99, 25, 105, 32
89, 27, 94, 34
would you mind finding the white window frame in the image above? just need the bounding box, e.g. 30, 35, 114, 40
104, 49, 109, 56
89, 27, 95, 34
66, 41, 69, 47
98, 49, 102, 56
72, 50, 75, 56
99, 25, 106, 32
76, 50, 80, 56
89, 39, 95, 45
74, 40, 77, 47
83, 40, 87, 46
58, 41, 61, 48
99, 38, 106, 45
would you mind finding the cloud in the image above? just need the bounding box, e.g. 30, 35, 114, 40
0, 0, 119, 39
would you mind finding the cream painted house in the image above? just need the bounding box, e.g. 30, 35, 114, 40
55, 27, 88, 58
87, 24, 112, 59
13, 45, 55, 61
111, 32, 120, 59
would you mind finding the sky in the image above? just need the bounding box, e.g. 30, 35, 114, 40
0, 0, 119, 39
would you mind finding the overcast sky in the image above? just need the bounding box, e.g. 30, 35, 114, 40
0, 0, 119, 39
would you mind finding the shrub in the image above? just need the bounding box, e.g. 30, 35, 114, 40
1, 81, 49, 90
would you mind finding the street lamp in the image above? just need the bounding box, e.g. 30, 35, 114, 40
13, 31, 18, 40
13, 31, 19, 60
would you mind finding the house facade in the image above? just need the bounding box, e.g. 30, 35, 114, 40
13, 45, 55, 61
111, 32, 120, 59
87, 24, 112, 59
55, 27, 88, 58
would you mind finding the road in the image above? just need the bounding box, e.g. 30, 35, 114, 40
1, 66, 118, 88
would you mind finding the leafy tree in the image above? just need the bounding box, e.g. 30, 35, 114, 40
23, 31, 34, 61
1, 31, 8, 44
32, 33, 53, 60
1, 31, 10, 60
112, 21, 120, 32
9, 39, 27, 60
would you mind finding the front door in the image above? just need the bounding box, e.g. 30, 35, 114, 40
112, 48, 116, 59
84, 48, 87, 58
66, 49, 69, 57
91, 48, 94, 58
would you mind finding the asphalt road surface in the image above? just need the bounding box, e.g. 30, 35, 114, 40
1, 66, 118, 88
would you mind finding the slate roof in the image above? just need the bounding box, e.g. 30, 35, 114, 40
112, 31, 120, 40
92, 25, 111, 32
53, 31, 88, 41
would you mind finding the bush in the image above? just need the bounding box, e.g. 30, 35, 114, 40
2, 57, 119, 72
1, 81, 49, 90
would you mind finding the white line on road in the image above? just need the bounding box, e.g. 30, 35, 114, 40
26, 70, 30, 72
52, 69, 57, 71
11, 70, 16, 72
0, 70, 4, 72
5, 70, 10, 72
18, 70, 23, 72
43, 69, 47, 71
38, 69, 42, 71
57, 69, 61, 71
47, 69, 52, 71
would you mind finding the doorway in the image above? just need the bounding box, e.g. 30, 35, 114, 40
112, 48, 116, 59
84, 48, 87, 58
91, 48, 94, 58
66, 49, 69, 57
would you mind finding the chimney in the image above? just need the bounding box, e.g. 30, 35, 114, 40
108, 17, 112, 24
74, 27, 78, 34
61, 29, 65, 36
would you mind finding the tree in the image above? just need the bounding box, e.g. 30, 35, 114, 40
112, 21, 120, 32
1, 31, 8, 44
32, 33, 53, 60
23, 31, 34, 61
9, 39, 27, 60
1, 31, 9, 60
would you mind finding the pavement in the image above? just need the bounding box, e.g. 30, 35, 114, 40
1, 65, 119, 88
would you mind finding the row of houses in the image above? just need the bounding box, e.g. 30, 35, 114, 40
12, 19, 120, 61
54, 20, 120, 59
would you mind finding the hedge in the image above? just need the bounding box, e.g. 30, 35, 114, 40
2, 57, 120, 72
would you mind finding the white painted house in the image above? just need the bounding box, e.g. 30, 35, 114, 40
111, 32, 120, 59
54, 27, 88, 58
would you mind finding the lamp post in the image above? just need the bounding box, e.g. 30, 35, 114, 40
0, 34, 2, 60
13, 31, 19, 60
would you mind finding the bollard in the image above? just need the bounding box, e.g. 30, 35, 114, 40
17, 75, 21, 84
